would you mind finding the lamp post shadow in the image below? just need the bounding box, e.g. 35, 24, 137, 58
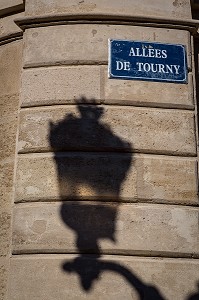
49, 97, 165, 300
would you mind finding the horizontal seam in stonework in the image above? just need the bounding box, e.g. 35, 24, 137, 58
17, 149, 197, 158
10, 252, 199, 260
20, 102, 196, 112
13, 199, 199, 209
16, 150, 198, 159
0, 33, 23, 45
22, 62, 193, 69
14, 15, 199, 30
23, 62, 108, 69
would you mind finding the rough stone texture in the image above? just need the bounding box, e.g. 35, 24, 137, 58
0, 209, 11, 258
0, 0, 23, 10
0, 108, 18, 260
0, 258, 9, 300
0, 159, 14, 257
0, 12, 23, 40
0, 41, 22, 250
12, 202, 199, 256
21, 66, 101, 107
0, 114, 18, 161
18, 105, 196, 156
0, 40, 22, 300
21, 64, 194, 108
8, 255, 199, 300
0, 94, 19, 119
0, 41, 23, 96
25, 0, 192, 19
23, 25, 192, 71
15, 153, 198, 205
104, 70, 194, 109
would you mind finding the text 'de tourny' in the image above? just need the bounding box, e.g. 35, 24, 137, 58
108, 39, 187, 83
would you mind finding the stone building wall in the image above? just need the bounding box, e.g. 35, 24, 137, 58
0, 1, 24, 299
0, 1, 199, 299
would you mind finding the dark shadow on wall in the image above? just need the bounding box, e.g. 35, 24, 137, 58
49, 97, 165, 300
187, 282, 199, 300
63, 255, 165, 299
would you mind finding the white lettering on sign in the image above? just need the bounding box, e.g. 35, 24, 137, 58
116, 60, 180, 74
116, 61, 131, 71
136, 62, 180, 74
129, 47, 167, 59
114, 45, 182, 76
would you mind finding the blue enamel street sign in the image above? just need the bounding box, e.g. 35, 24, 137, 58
108, 39, 187, 83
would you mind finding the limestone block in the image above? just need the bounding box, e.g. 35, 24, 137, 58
0, 159, 15, 209
0, 115, 18, 160
21, 66, 101, 107
0, 139, 16, 259
0, 40, 22, 300
25, 0, 192, 19
0, 94, 19, 118
0, 258, 9, 300
12, 202, 199, 256
0, 121, 18, 257
0, 209, 11, 257
15, 153, 198, 205
9, 255, 199, 300
23, 25, 191, 71
18, 105, 196, 156
104, 70, 194, 109
21, 64, 194, 108
0, 12, 23, 40
0, 40, 23, 96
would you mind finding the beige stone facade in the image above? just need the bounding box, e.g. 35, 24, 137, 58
0, 1, 199, 299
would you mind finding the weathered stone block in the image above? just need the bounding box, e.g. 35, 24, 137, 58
0, 115, 18, 160
25, 0, 192, 19
0, 40, 22, 300
18, 105, 196, 156
0, 209, 11, 257
21, 66, 101, 107
0, 12, 23, 40
12, 202, 199, 256
0, 119, 17, 260
23, 25, 191, 70
21, 65, 194, 108
22, 24, 192, 109
104, 70, 194, 109
0, 41, 23, 96
0, 105, 20, 261
0, 258, 9, 300
136, 156, 198, 204
15, 153, 198, 205
8, 255, 199, 300
0, 94, 19, 118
